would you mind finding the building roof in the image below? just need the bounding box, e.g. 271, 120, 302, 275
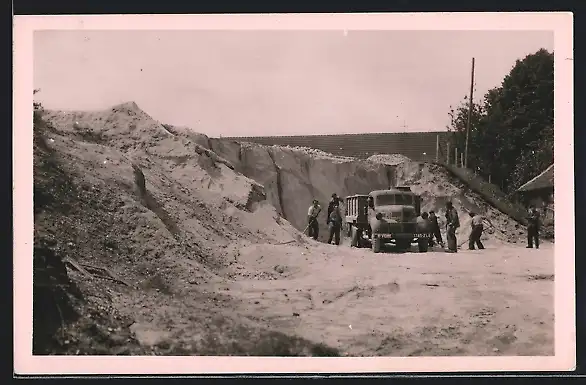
222, 131, 451, 162
517, 164, 554, 192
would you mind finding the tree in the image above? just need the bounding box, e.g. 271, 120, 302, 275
447, 48, 554, 194
446, 96, 484, 171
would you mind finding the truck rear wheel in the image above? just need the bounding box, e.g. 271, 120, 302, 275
372, 236, 382, 253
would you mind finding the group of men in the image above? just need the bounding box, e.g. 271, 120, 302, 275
417, 202, 485, 252
306, 193, 343, 245
415, 201, 544, 251
307, 194, 542, 251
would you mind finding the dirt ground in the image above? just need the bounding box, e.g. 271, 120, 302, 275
207, 238, 554, 357
64, 236, 553, 357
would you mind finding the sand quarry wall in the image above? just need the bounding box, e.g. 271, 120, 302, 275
178, 132, 529, 245
40, 102, 306, 259
35, 104, 355, 355
163, 129, 396, 243
43, 101, 526, 248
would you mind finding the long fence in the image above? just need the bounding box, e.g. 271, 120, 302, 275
441, 163, 529, 226
433, 136, 529, 225
223, 131, 451, 163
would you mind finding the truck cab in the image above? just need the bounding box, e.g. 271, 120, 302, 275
345, 187, 430, 253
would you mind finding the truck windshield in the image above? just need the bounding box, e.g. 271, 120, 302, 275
375, 194, 413, 206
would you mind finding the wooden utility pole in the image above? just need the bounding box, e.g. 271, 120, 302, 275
446, 141, 450, 164
436, 134, 440, 162
455, 147, 458, 167
464, 57, 475, 169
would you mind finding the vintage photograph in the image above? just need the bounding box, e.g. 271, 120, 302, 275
15, 13, 574, 374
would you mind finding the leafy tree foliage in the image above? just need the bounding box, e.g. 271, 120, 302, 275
447, 49, 554, 195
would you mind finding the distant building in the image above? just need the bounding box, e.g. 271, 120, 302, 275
516, 164, 554, 223
222, 131, 451, 163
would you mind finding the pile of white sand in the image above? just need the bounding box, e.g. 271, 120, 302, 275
277, 145, 356, 162
367, 154, 412, 166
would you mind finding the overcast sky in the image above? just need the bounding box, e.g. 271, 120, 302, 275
34, 30, 553, 137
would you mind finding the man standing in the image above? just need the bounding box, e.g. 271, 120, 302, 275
416, 212, 432, 252
445, 202, 460, 253
468, 212, 485, 250
416, 212, 430, 228
327, 193, 342, 225
327, 203, 343, 245
526, 204, 541, 249
307, 199, 321, 240
428, 210, 444, 248
365, 196, 375, 240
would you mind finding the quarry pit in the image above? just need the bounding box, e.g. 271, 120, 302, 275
32, 102, 554, 357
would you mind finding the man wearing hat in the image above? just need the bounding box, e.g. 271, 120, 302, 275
327, 193, 342, 225
445, 201, 460, 252
428, 210, 444, 248
327, 202, 343, 245
526, 204, 541, 249
468, 211, 485, 250
307, 199, 322, 240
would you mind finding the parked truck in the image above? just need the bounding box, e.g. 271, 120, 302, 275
344, 187, 431, 253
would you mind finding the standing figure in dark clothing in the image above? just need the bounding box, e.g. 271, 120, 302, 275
366, 196, 374, 240
526, 205, 541, 249
445, 202, 460, 253
327, 203, 343, 245
468, 212, 485, 250
416, 212, 432, 252
428, 210, 444, 248
327, 193, 342, 225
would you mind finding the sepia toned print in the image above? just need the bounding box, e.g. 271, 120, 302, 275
14, 13, 574, 374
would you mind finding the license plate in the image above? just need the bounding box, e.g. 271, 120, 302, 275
376, 234, 412, 239
414, 233, 430, 238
